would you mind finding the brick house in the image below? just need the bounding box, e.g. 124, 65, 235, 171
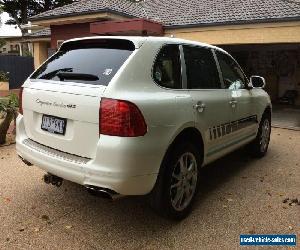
28, 0, 300, 105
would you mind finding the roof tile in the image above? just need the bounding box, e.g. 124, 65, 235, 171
30, 0, 300, 26
24, 28, 51, 37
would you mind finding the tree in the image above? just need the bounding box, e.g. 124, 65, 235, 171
0, 93, 18, 145
0, 39, 5, 49
0, 0, 76, 35
0, 5, 3, 26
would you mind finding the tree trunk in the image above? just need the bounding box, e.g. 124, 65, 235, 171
12, 111, 17, 135
0, 111, 14, 145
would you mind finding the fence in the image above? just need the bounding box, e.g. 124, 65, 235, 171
0, 55, 34, 89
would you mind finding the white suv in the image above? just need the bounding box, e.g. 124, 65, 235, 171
16, 36, 271, 219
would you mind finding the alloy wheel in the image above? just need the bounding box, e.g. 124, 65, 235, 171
260, 119, 270, 152
170, 152, 198, 211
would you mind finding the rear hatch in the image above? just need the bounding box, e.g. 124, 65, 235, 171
22, 38, 136, 158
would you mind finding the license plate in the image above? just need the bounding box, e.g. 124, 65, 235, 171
41, 115, 67, 135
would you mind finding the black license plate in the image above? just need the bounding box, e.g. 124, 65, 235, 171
41, 115, 67, 135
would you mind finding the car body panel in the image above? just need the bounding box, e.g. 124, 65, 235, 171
22, 81, 105, 158
16, 36, 272, 195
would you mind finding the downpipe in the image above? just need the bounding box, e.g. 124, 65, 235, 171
85, 185, 124, 200
43, 173, 63, 187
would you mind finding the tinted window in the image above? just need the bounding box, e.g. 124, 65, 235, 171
153, 45, 182, 89
183, 46, 221, 89
31, 39, 135, 86
217, 51, 247, 90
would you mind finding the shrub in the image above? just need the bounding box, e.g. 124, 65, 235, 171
0, 71, 9, 82
0, 93, 19, 144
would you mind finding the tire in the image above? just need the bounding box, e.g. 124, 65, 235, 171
249, 113, 271, 158
149, 142, 202, 220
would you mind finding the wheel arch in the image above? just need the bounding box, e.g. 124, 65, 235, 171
259, 105, 272, 124
264, 105, 272, 118
161, 127, 205, 171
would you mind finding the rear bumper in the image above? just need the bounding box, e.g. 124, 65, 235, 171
16, 115, 159, 195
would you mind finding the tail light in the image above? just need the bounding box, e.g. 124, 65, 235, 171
19, 87, 24, 115
99, 98, 147, 137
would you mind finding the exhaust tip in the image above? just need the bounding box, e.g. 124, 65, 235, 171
18, 156, 33, 166
85, 186, 122, 200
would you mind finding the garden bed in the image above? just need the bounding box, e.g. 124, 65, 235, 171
0, 116, 16, 147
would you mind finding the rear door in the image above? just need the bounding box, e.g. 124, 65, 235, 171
22, 39, 135, 158
182, 45, 233, 161
216, 51, 258, 142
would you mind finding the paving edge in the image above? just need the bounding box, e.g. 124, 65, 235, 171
272, 125, 300, 131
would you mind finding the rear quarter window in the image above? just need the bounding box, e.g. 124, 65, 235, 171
31, 39, 135, 86
153, 44, 182, 89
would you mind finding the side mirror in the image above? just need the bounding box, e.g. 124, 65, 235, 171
249, 76, 266, 88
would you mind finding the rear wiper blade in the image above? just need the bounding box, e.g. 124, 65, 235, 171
56, 72, 99, 81
39, 68, 73, 80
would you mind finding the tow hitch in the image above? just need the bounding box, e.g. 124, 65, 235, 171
43, 173, 63, 187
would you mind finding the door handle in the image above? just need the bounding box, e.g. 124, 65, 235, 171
193, 102, 206, 113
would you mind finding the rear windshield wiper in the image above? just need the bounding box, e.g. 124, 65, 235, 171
39, 68, 73, 80
56, 72, 99, 81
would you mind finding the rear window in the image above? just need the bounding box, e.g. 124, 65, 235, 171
31, 39, 135, 86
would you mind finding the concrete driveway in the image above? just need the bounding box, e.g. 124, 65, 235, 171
0, 128, 299, 249
272, 106, 300, 130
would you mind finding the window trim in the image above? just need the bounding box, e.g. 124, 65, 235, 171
179, 45, 187, 89
212, 49, 225, 89
181, 44, 223, 90
214, 50, 250, 90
